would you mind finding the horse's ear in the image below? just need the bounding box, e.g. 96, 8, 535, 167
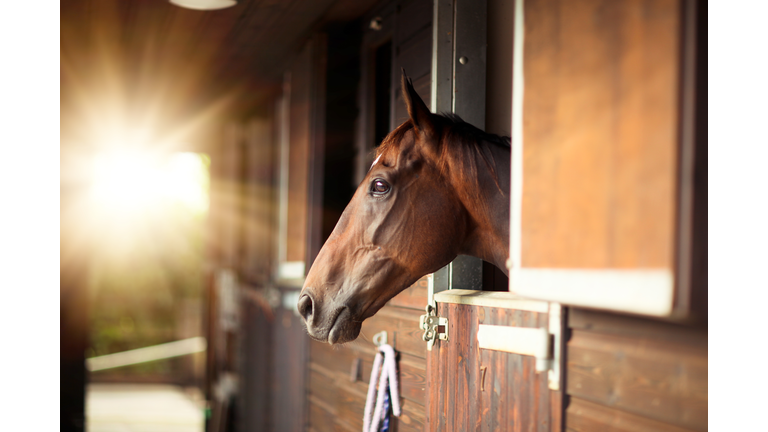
401, 69, 437, 140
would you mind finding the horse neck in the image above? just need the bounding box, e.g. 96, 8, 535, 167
447, 140, 511, 274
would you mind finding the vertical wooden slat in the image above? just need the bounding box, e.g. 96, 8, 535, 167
427, 299, 557, 431
272, 306, 308, 432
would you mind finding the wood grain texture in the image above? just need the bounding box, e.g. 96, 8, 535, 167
522, 0, 681, 269
310, 345, 427, 407
427, 303, 559, 431
568, 308, 707, 345
566, 328, 707, 431
307, 298, 428, 431
387, 276, 430, 310
392, 0, 433, 127
566, 397, 700, 432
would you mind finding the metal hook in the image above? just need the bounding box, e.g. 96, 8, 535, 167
372, 331, 387, 347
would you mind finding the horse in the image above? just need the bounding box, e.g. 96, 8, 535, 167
298, 70, 511, 344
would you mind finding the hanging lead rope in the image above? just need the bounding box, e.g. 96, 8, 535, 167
362, 343, 401, 432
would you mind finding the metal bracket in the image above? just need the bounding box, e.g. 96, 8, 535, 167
372, 331, 388, 347
420, 304, 448, 351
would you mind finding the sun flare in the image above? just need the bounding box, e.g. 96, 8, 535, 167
90, 149, 209, 216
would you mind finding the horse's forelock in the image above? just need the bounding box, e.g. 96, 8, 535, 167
375, 120, 415, 159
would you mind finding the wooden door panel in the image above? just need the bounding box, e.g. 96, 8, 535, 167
427, 297, 561, 431
511, 0, 691, 317
521, 0, 680, 269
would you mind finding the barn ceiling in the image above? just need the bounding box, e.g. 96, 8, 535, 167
61, 0, 381, 127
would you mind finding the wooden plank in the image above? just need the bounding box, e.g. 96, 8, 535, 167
397, 397, 427, 432
395, 26, 432, 85
451, 304, 472, 430
309, 394, 360, 432
359, 306, 428, 359
335, 382, 368, 432
310, 350, 426, 409
308, 397, 338, 432
443, 303, 457, 432
241, 118, 274, 284
567, 329, 707, 431
309, 368, 340, 407
310, 392, 359, 432
386, 276, 429, 310
521, 0, 681, 269
311, 338, 368, 375
426, 303, 555, 431
397, 354, 428, 407
308, 315, 428, 432
396, 0, 433, 46
566, 397, 700, 432
467, 305, 483, 432
569, 308, 707, 346
490, 307, 508, 431
272, 307, 308, 432
394, 62, 432, 126
239, 302, 273, 432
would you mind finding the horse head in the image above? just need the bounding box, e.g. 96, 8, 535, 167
298, 70, 510, 344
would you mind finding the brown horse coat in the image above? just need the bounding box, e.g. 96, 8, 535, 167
298, 71, 510, 344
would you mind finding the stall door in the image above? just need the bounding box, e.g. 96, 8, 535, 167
426, 291, 564, 431
509, 0, 704, 319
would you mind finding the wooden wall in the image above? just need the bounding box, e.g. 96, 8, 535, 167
565, 309, 707, 432
307, 278, 430, 432
391, 0, 434, 125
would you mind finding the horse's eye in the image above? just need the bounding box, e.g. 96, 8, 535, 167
371, 179, 390, 195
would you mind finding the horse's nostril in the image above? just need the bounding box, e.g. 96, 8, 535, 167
297, 294, 314, 322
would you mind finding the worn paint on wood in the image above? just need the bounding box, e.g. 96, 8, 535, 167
427, 302, 561, 431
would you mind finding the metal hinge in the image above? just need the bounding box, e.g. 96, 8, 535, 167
420, 304, 448, 351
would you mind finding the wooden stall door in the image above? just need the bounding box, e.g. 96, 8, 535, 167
509, 0, 703, 319
427, 291, 562, 431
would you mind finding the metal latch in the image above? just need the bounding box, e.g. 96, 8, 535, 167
420, 304, 448, 351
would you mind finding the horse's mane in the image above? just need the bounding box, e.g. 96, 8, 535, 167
376, 113, 510, 155
376, 113, 510, 196
440, 113, 511, 149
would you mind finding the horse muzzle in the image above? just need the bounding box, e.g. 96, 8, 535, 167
297, 291, 362, 344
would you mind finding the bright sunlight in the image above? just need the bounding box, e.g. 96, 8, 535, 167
90, 150, 209, 216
